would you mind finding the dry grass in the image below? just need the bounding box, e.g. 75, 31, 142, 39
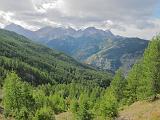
0, 114, 3, 120
55, 112, 74, 120
118, 99, 160, 120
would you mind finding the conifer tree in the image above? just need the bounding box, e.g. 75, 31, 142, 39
76, 101, 93, 120
3, 72, 35, 120
33, 106, 55, 120
125, 61, 142, 104
99, 88, 118, 119
137, 36, 160, 100
110, 69, 126, 102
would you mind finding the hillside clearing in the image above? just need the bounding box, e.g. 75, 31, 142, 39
118, 99, 160, 120
55, 112, 74, 120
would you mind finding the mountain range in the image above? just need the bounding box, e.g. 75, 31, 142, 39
4, 23, 149, 72
0, 29, 112, 87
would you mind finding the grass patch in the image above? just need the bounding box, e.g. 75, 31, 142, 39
55, 112, 74, 120
118, 99, 160, 120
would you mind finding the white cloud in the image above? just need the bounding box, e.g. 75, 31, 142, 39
0, 11, 14, 25
112, 19, 160, 39
0, 0, 34, 11
0, 0, 159, 39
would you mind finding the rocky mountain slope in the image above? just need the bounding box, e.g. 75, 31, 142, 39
4, 24, 149, 72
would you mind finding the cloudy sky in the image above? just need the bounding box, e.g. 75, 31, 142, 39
0, 0, 160, 39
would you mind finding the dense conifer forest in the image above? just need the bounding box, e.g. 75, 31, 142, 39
0, 29, 160, 120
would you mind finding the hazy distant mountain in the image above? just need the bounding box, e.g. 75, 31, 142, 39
0, 28, 112, 86
84, 37, 148, 71
4, 23, 149, 71
35, 26, 77, 42
5, 23, 38, 41
34, 26, 114, 43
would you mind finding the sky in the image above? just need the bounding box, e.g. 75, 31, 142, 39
0, 0, 160, 39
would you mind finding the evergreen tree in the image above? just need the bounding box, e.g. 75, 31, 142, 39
3, 72, 35, 120
99, 88, 118, 119
76, 101, 93, 120
137, 36, 160, 100
33, 106, 55, 120
110, 69, 126, 102
125, 61, 142, 104
70, 99, 79, 113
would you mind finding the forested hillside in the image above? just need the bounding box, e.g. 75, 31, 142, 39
5, 24, 148, 72
117, 35, 160, 120
0, 29, 114, 120
0, 29, 160, 120
0, 29, 112, 87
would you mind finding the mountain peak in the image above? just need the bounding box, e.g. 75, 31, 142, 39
5, 23, 38, 41
105, 29, 114, 36
80, 27, 114, 38
85, 27, 97, 30
5, 23, 24, 30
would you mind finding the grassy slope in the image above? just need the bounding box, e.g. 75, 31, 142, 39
55, 112, 74, 120
118, 100, 160, 120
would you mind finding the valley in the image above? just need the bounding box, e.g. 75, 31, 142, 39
5, 24, 148, 72
0, 0, 160, 120
0, 27, 160, 120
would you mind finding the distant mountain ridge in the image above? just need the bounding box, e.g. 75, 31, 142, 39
0, 29, 112, 87
5, 23, 114, 41
5, 23, 38, 41
4, 23, 149, 72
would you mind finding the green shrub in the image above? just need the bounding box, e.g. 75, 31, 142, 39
33, 106, 55, 120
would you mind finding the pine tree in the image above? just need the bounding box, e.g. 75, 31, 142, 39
33, 106, 55, 120
125, 61, 142, 104
3, 72, 35, 119
70, 99, 79, 113
76, 101, 93, 120
110, 69, 126, 102
137, 36, 160, 100
99, 88, 118, 119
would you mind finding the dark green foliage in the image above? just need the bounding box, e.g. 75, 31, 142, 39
0, 29, 112, 87
110, 69, 126, 102
3, 72, 56, 120
94, 69, 125, 119
96, 70, 125, 119
0, 28, 114, 119
98, 88, 118, 119
136, 36, 160, 100
48, 94, 66, 114
0, 66, 8, 88
70, 99, 79, 113
128, 36, 160, 101
2, 72, 107, 119
2, 29, 156, 120
76, 101, 93, 120
125, 61, 142, 104
124, 36, 160, 104
3, 72, 35, 120
33, 106, 55, 120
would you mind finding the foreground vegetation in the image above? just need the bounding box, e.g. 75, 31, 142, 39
0, 29, 113, 119
0, 29, 160, 120
0, 29, 112, 88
